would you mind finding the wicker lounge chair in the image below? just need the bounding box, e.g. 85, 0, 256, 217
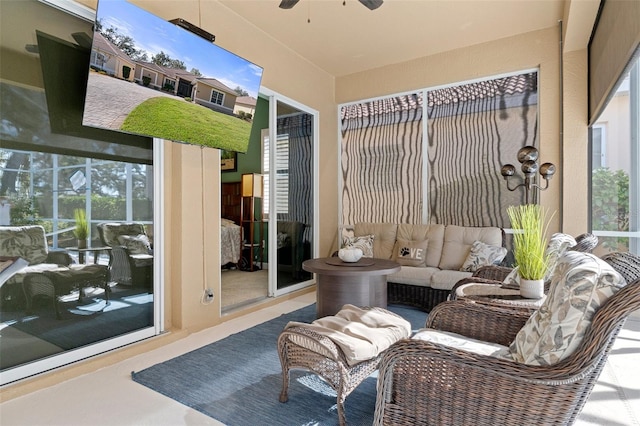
374, 260, 639, 425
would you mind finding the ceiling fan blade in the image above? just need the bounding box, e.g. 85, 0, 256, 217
279, 0, 300, 9
358, 0, 383, 10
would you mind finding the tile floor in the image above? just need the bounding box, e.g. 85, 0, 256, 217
1, 291, 638, 426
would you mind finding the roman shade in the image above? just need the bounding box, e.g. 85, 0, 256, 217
588, 0, 640, 124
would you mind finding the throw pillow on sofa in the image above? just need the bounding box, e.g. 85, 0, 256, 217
460, 240, 507, 272
343, 234, 375, 258
393, 238, 429, 267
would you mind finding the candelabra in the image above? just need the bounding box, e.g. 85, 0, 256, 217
500, 146, 556, 205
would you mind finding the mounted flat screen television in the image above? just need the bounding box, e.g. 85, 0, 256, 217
82, 0, 263, 153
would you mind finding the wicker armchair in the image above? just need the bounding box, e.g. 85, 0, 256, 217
97, 222, 153, 288
374, 276, 640, 426
0, 225, 108, 318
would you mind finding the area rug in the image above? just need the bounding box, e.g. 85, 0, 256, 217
131, 304, 427, 426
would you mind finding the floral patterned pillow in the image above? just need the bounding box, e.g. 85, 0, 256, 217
509, 251, 626, 365
460, 240, 507, 272
544, 233, 577, 282
342, 234, 375, 258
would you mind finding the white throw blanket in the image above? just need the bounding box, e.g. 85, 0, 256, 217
286, 304, 411, 366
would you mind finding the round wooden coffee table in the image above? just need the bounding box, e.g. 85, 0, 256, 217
303, 257, 401, 318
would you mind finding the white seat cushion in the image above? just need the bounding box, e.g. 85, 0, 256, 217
412, 329, 511, 359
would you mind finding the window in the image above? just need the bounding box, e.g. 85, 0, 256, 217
163, 78, 175, 90
590, 56, 639, 254
591, 125, 606, 169
210, 90, 224, 105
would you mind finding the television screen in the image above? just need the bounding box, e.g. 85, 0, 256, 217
82, 0, 263, 153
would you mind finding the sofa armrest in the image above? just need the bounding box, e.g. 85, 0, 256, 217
46, 250, 73, 266
426, 300, 531, 346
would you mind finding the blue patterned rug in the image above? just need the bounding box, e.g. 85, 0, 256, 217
131, 304, 427, 426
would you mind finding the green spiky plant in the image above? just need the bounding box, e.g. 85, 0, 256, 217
73, 208, 89, 242
507, 204, 554, 280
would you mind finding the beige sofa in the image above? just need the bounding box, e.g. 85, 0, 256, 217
350, 222, 505, 311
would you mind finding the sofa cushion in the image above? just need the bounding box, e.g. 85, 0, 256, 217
393, 238, 429, 267
439, 225, 503, 271
343, 234, 374, 258
430, 269, 473, 290
460, 240, 508, 272
354, 223, 398, 259
509, 251, 626, 366
388, 266, 439, 287
397, 224, 445, 268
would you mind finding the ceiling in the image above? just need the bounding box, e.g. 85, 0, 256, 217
218, 0, 567, 77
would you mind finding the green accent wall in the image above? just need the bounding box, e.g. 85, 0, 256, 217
221, 96, 268, 183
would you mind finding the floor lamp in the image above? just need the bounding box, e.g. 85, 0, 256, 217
241, 173, 263, 271
500, 146, 556, 205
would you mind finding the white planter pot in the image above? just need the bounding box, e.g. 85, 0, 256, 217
520, 278, 544, 299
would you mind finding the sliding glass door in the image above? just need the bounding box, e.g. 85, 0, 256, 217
0, 0, 160, 385
261, 90, 318, 296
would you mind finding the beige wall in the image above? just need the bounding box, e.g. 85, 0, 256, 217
3, 0, 594, 398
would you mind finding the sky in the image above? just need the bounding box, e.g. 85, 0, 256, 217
95, 0, 263, 98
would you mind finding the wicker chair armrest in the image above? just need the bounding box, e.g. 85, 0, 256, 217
378, 338, 599, 397
426, 300, 531, 345
472, 265, 513, 281
449, 277, 505, 300
46, 250, 73, 266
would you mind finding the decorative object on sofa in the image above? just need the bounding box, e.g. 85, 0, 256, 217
73, 208, 89, 249
601, 251, 640, 284
501, 146, 556, 204
507, 204, 552, 298
342, 234, 374, 258
392, 238, 428, 267
459, 240, 507, 272
240, 173, 264, 272
338, 247, 363, 263
374, 251, 634, 425
571, 232, 599, 253
97, 222, 153, 287
278, 305, 409, 426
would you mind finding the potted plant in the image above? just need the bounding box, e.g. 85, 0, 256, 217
74, 208, 89, 249
506, 204, 553, 298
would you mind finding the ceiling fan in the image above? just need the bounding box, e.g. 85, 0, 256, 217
279, 0, 383, 11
